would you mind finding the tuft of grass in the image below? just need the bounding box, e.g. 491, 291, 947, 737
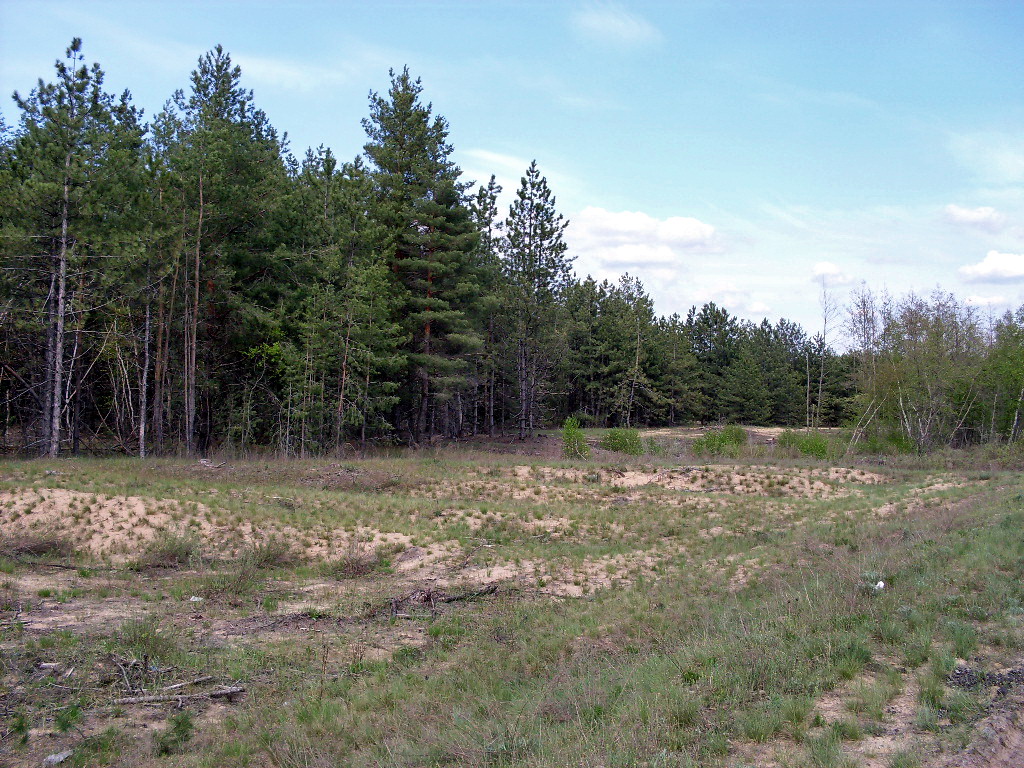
829, 718, 862, 741
736, 706, 784, 742
323, 540, 389, 579
888, 751, 921, 768
243, 537, 297, 569
946, 689, 982, 724
70, 727, 126, 767
154, 711, 195, 755
131, 531, 201, 570
114, 616, 179, 661
914, 703, 940, 731
0, 532, 75, 559
806, 732, 856, 768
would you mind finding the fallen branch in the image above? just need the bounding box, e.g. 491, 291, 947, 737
112, 686, 244, 706
438, 584, 499, 603
161, 675, 216, 692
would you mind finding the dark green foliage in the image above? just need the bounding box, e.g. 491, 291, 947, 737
501, 160, 573, 438
3, 39, 1018, 456
55, 703, 83, 732
363, 68, 482, 443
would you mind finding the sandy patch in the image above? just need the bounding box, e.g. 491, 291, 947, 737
474, 465, 884, 500
0, 487, 415, 564
443, 549, 665, 598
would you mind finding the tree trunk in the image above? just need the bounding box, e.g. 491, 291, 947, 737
48, 154, 73, 457
1010, 384, 1024, 442
186, 175, 203, 455
139, 289, 151, 458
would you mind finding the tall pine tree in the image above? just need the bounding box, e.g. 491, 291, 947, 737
363, 68, 481, 442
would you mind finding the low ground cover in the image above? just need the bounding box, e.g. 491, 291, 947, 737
1, 431, 1022, 766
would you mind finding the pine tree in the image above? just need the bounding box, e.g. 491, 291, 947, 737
2, 39, 147, 456
153, 45, 288, 453
719, 342, 771, 424
502, 160, 573, 437
686, 302, 741, 422
470, 175, 504, 435
363, 68, 482, 442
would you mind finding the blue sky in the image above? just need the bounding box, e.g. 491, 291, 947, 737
3, 0, 1023, 335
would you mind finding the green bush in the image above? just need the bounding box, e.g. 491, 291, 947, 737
692, 425, 747, 457
561, 417, 590, 460
778, 430, 830, 459
861, 430, 915, 455
600, 428, 644, 455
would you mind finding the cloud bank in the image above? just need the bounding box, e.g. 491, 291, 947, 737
944, 204, 1006, 232
959, 251, 1024, 282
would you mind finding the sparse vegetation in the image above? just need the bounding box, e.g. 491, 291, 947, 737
130, 531, 201, 570
1, 441, 1022, 766
0, 531, 75, 559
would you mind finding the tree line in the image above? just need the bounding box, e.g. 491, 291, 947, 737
1, 41, 1022, 456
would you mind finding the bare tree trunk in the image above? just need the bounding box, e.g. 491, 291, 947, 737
517, 341, 528, 440
486, 316, 496, 436
335, 310, 353, 450
47, 154, 73, 457
139, 289, 151, 458
805, 348, 811, 430
186, 175, 203, 456
1011, 384, 1024, 442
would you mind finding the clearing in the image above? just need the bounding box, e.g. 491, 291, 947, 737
1, 435, 1023, 767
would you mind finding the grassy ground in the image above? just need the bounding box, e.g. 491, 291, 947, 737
1, 433, 1023, 767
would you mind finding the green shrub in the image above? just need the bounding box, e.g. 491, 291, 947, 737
861, 430, 915, 455
600, 428, 643, 455
778, 430, 830, 459
561, 417, 590, 460
154, 711, 194, 755
692, 425, 747, 457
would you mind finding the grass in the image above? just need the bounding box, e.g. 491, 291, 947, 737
0, 439, 1022, 766
692, 424, 748, 457
130, 530, 201, 569
0, 531, 75, 559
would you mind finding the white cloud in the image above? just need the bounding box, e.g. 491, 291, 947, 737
964, 294, 1008, 307
571, 3, 662, 48
943, 204, 1006, 232
949, 132, 1024, 185
567, 207, 721, 314
811, 261, 854, 287
959, 250, 1024, 282
573, 206, 717, 251
695, 284, 771, 318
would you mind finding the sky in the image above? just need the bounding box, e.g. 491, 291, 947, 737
3, 0, 1024, 336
